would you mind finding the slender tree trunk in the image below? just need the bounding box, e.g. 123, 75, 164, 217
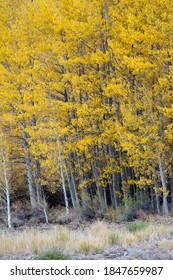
41, 192, 49, 224
150, 185, 154, 210
152, 165, 160, 214
154, 178, 160, 214
70, 171, 80, 210
108, 146, 118, 209
65, 157, 80, 212
34, 160, 49, 223
75, 153, 87, 211
149, 106, 169, 215
51, 106, 70, 218
35, 160, 41, 204
121, 170, 129, 210
43, 206, 49, 224
109, 183, 114, 209
22, 130, 36, 209
66, 171, 78, 212
92, 158, 106, 212
57, 137, 69, 218
171, 176, 173, 212
112, 172, 119, 210
96, 185, 106, 212
1, 148, 11, 229
55, 131, 69, 218
119, 152, 129, 209
157, 151, 169, 215
159, 96, 169, 215
103, 187, 108, 210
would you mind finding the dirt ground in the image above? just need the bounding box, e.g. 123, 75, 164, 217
2, 242, 173, 260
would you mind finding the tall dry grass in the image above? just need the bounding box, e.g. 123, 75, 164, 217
0, 220, 173, 257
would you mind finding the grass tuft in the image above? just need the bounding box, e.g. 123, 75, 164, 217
126, 220, 149, 233
36, 249, 70, 260
108, 232, 120, 245
79, 241, 94, 253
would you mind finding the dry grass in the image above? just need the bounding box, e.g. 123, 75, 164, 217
159, 239, 173, 251
0, 219, 173, 258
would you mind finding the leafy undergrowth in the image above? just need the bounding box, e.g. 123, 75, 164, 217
0, 216, 173, 260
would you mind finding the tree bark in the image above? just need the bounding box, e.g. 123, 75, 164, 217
1, 148, 12, 229
22, 129, 36, 209
55, 129, 69, 218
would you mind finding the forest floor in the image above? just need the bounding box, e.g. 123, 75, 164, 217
1, 213, 173, 260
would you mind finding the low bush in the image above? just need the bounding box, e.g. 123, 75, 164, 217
123, 198, 152, 222
79, 193, 107, 221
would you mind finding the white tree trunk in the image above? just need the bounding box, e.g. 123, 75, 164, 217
43, 206, 49, 224
51, 106, 70, 218
150, 106, 169, 215
1, 148, 11, 229
55, 128, 69, 218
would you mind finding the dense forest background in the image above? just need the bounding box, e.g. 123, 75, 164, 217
0, 0, 173, 228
